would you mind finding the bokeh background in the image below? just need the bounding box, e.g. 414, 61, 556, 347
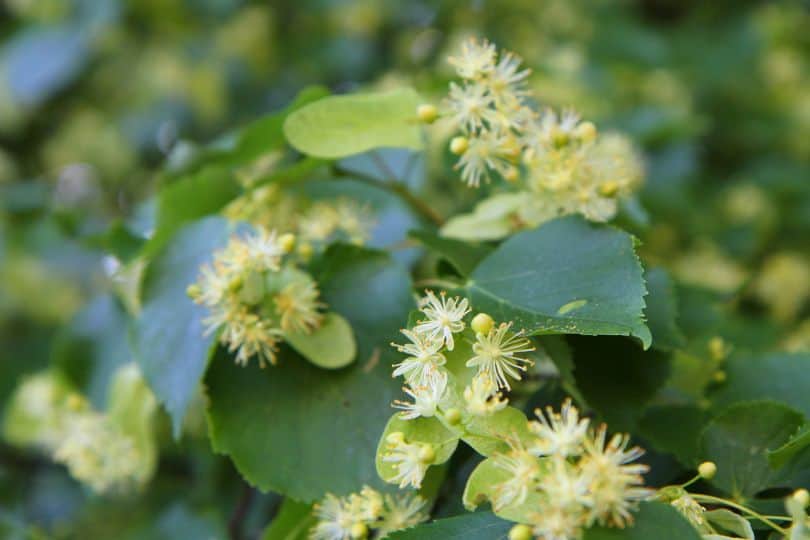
1, 0, 808, 537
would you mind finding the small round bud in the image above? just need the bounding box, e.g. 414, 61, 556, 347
509, 524, 533, 540
444, 408, 462, 425
66, 393, 85, 412
574, 121, 597, 143
503, 165, 520, 183
417, 104, 438, 124
598, 181, 619, 198
278, 233, 295, 253
471, 313, 495, 335
186, 284, 201, 300
552, 128, 570, 148
708, 336, 727, 361
450, 136, 469, 155
386, 431, 405, 445
712, 370, 727, 384
418, 444, 436, 464
298, 242, 314, 261
698, 461, 717, 480
350, 522, 369, 539
793, 488, 809, 508
227, 276, 243, 293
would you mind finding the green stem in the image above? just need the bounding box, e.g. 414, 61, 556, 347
332, 165, 443, 226
691, 494, 788, 534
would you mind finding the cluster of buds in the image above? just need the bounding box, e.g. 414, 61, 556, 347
188, 227, 325, 367
501, 400, 651, 540
436, 38, 643, 229
309, 485, 428, 540
381, 291, 535, 488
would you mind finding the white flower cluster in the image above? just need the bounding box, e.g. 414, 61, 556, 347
310, 486, 428, 540
189, 227, 324, 367
496, 399, 651, 540
442, 38, 644, 228
382, 291, 534, 488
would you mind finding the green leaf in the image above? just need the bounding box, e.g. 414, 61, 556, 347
463, 457, 543, 523
569, 336, 670, 431
285, 312, 356, 369
206, 245, 414, 501
133, 216, 232, 436
639, 405, 709, 467
644, 268, 685, 351
376, 415, 459, 485
466, 217, 651, 348
409, 229, 493, 277
283, 88, 423, 159
463, 407, 533, 457
440, 193, 528, 241
582, 502, 702, 540
703, 509, 754, 540
709, 353, 810, 417
386, 512, 511, 540
699, 400, 805, 499
261, 499, 315, 540
143, 166, 241, 257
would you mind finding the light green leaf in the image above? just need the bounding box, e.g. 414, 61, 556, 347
440, 193, 527, 241
699, 400, 805, 499
376, 415, 459, 485
463, 406, 533, 457
768, 424, 810, 470
409, 229, 493, 277
285, 312, 356, 369
704, 509, 754, 540
463, 457, 543, 523
283, 88, 423, 159
467, 216, 651, 348
206, 245, 414, 501
386, 512, 511, 540
133, 216, 232, 437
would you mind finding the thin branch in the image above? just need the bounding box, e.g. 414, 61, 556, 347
228, 484, 256, 540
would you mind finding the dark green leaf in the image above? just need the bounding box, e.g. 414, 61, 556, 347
582, 502, 702, 540
768, 424, 810, 470
638, 405, 709, 467
133, 216, 231, 436
467, 217, 651, 348
699, 401, 805, 499
643, 268, 685, 351
710, 353, 810, 417
387, 512, 510, 540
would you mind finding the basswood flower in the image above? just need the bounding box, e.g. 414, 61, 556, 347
448, 37, 496, 80
414, 290, 470, 350
273, 269, 324, 333
492, 440, 542, 509
391, 329, 446, 386
529, 398, 590, 458
310, 493, 359, 540
377, 493, 430, 537
463, 372, 508, 416
466, 322, 535, 389
393, 370, 447, 420
381, 434, 435, 489
579, 426, 652, 527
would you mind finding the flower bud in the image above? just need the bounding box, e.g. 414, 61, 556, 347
350, 522, 368, 539
471, 313, 495, 335
186, 284, 202, 300
444, 408, 462, 426
708, 336, 727, 361
698, 461, 717, 480
503, 165, 520, 183
575, 121, 597, 143
418, 444, 436, 464
450, 136, 469, 155
417, 104, 438, 124
298, 242, 314, 261
712, 370, 727, 384
793, 488, 809, 508
598, 181, 619, 198
278, 233, 295, 253
509, 524, 533, 540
